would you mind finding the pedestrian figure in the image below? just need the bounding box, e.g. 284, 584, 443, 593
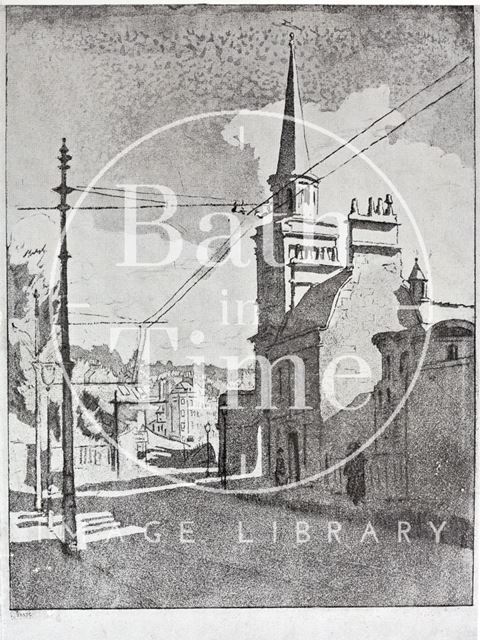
343, 441, 366, 506
274, 447, 288, 486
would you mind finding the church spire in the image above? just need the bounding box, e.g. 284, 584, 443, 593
275, 33, 311, 177
269, 33, 317, 219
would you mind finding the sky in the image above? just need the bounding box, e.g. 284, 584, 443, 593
6, 5, 474, 366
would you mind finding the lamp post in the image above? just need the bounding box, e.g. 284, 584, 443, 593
53, 138, 77, 553
40, 362, 57, 529
204, 422, 211, 478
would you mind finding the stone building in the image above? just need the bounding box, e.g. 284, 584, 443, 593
368, 318, 474, 518
152, 378, 219, 447
218, 35, 474, 489
220, 35, 418, 480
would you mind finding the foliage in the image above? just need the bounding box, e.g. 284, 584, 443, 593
76, 389, 115, 441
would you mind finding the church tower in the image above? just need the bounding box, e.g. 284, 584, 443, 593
254, 34, 341, 341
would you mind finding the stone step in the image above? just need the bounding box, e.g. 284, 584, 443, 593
17, 516, 63, 529
80, 515, 116, 527
77, 511, 112, 521
83, 521, 120, 535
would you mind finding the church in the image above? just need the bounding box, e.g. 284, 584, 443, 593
218, 35, 473, 487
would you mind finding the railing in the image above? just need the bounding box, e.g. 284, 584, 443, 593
76, 444, 112, 467
289, 245, 339, 263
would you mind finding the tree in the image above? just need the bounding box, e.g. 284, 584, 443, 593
76, 390, 115, 441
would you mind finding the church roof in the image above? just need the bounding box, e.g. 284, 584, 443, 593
277, 272, 421, 342
275, 33, 311, 178
278, 268, 352, 338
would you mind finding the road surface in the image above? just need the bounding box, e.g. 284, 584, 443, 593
10, 486, 472, 608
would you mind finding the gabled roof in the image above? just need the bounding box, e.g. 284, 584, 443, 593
278, 268, 352, 339
171, 379, 193, 393
278, 272, 422, 343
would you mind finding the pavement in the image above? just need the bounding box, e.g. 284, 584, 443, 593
9, 484, 473, 608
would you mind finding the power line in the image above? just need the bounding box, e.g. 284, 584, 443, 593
17, 56, 469, 216
66, 320, 167, 326
76, 185, 226, 200
17, 202, 255, 211
315, 77, 471, 184
142, 65, 471, 328
73, 187, 246, 209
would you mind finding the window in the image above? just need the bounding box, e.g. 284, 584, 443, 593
288, 362, 294, 407
303, 424, 307, 466
287, 189, 294, 211
399, 351, 409, 375
181, 398, 185, 404
447, 344, 459, 361
181, 410, 185, 417
385, 355, 392, 380
383, 388, 391, 419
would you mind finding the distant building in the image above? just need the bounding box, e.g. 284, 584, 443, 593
151, 378, 219, 447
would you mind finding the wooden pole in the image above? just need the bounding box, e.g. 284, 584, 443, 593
114, 390, 120, 476
33, 289, 42, 512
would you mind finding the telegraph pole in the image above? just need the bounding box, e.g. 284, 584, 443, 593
53, 138, 77, 553
113, 390, 119, 477
33, 289, 42, 512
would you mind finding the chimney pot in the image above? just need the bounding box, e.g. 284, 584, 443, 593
385, 193, 394, 215
350, 197, 359, 215
367, 197, 374, 216
376, 198, 384, 215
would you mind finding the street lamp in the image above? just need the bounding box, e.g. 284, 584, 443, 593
204, 422, 211, 478
40, 363, 57, 528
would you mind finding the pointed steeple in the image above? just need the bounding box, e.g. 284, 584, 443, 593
275, 33, 311, 178
408, 258, 428, 304
268, 34, 317, 219
408, 257, 427, 282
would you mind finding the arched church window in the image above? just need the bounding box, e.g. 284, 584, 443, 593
399, 351, 409, 375
287, 189, 294, 211
447, 344, 459, 361
377, 389, 383, 414
385, 355, 392, 380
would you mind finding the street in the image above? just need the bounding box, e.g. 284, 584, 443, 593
10, 486, 472, 608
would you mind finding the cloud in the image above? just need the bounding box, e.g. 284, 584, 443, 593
223, 86, 474, 305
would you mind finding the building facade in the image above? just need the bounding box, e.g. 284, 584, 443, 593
218, 34, 474, 491
151, 378, 218, 447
